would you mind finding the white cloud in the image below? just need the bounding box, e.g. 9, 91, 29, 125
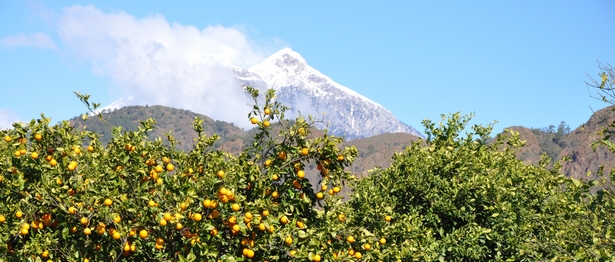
0, 109, 21, 130
56, 5, 278, 128
0, 32, 57, 49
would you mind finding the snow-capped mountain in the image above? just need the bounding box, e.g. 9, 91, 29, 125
234, 48, 422, 140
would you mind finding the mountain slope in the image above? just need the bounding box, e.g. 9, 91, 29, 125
234, 48, 422, 140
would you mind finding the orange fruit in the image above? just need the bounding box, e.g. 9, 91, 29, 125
379, 237, 386, 244
148, 200, 157, 207
298, 127, 306, 135
316, 192, 324, 199
385, 215, 392, 222
301, 148, 309, 156
272, 191, 279, 199
83, 227, 92, 235
263, 120, 270, 127
280, 215, 289, 224
297, 170, 305, 179
139, 230, 148, 239
41, 250, 49, 258
159, 219, 167, 227
80, 217, 89, 225
232, 203, 240, 212
217, 170, 224, 178
113, 215, 121, 223
333, 186, 341, 193
258, 223, 266, 231
250, 117, 258, 124
113, 231, 121, 240
20, 227, 29, 235
264, 108, 271, 115
245, 248, 255, 258
16, 210, 23, 218
347, 235, 355, 243
0, 215, 5, 223
155, 165, 163, 173
232, 224, 240, 232
278, 151, 287, 160
285, 236, 293, 245
104, 199, 113, 206
262, 210, 269, 217
87, 145, 94, 152
209, 228, 218, 236
272, 174, 279, 180
30, 152, 38, 159
338, 214, 346, 222
3, 135, 11, 142
355, 252, 363, 259
363, 243, 371, 250
166, 163, 174, 171
156, 238, 164, 245
163, 213, 172, 221
265, 159, 272, 167
193, 213, 203, 222
50, 159, 57, 167
175, 222, 183, 230
337, 154, 344, 161
313, 254, 321, 262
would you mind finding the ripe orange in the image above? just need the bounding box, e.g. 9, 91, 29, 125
258, 223, 266, 231
263, 120, 270, 127
83, 227, 92, 235
104, 199, 113, 206
272, 191, 279, 199
0, 215, 5, 223
298, 127, 306, 135
139, 230, 148, 239
385, 215, 392, 222
379, 237, 386, 244
313, 254, 321, 262
159, 219, 167, 227
193, 213, 203, 222
265, 159, 272, 167
278, 151, 287, 160
232, 203, 241, 211
19, 149, 26, 155
34, 134, 42, 140
30, 152, 38, 159
301, 148, 309, 155
113, 231, 121, 240
148, 200, 157, 207
74, 147, 81, 154
337, 154, 344, 161
333, 186, 341, 193
123, 242, 130, 252
262, 210, 269, 217
217, 170, 225, 178
297, 170, 305, 179
163, 213, 172, 221
363, 243, 371, 250
250, 117, 258, 124
232, 224, 240, 232
355, 252, 363, 259
15, 210, 23, 218
338, 214, 346, 222
155, 165, 163, 173
14, 151, 21, 157
228, 216, 237, 224
87, 145, 94, 152
113, 215, 121, 223
272, 174, 279, 180
41, 250, 49, 258
180, 202, 188, 210
175, 222, 183, 230
280, 215, 289, 224
316, 192, 324, 199
347, 235, 355, 243
50, 159, 57, 167
245, 249, 255, 258
3, 135, 11, 142
285, 236, 293, 245
209, 228, 218, 236
166, 163, 174, 171
80, 217, 89, 225
264, 108, 271, 115
156, 238, 165, 245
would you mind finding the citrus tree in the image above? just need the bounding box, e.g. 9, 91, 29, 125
347, 113, 615, 261
0, 87, 361, 261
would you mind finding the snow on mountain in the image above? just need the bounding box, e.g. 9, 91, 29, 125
234, 48, 422, 140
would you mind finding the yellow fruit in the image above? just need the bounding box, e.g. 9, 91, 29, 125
203, 199, 212, 208
193, 213, 202, 222
298, 127, 306, 135
74, 147, 81, 154
363, 243, 371, 250
285, 236, 293, 245
385, 215, 392, 222
123, 242, 130, 252
280, 215, 289, 224
313, 254, 321, 262
129, 228, 136, 237
159, 219, 167, 227
80, 217, 89, 225
84, 258, 90, 262
250, 117, 258, 124
42, 250, 49, 258
217, 170, 225, 178
379, 237, 386, 244
15, 210, 23, 218
278, 151, 287, 160
113, 215, 121, 223
139, 230, 148, 239
175, 222, 183, 230
264, 108, 271, 115
180, 202, 188, 210
31, 152, 38, 159
229, 216, 237, 224
296, 221, 305, 228
316, 192, 324, 199
232, 203, 240, 212
333, 186, 341, 193
19, 149, 26, 155
272, 191, 279, 199
21, 227, 29, 235
232, 224, 240, 232
209, 228, 218, 236
297, 170, 305, 179
104, 199, 113, 206
84, 227, 92, 235
262, 210, 269, 217
263, 120, 270, 127
113, 231, 121, 240
163, 213, 172, 221
290, 250, 297, 257
355, 252, 363, 259
50, 159, 57, 166
156, 238, 165, 245
301, 148, 309, 155
148, 200, 157, 207
14, 151, 21, 157
245, 248, 255, 258
265, 159, 272, 167
337, 154, 344, 161
272, 174, 279, 180
166, 163, 174, 171
87, 145, 94, 152
155, 165, 163, 173
338, 214, 346, 222
3, 135, 11, 142
0, 215, 5, 223
347, 235, 355, 243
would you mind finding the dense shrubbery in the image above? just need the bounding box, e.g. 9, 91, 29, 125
1, 85, 614, 261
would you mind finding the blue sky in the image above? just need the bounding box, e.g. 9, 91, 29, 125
1, 1, 614, 135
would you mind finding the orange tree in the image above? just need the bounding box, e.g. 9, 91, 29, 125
346, 113, 615, 261
0, 87, 361, 261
